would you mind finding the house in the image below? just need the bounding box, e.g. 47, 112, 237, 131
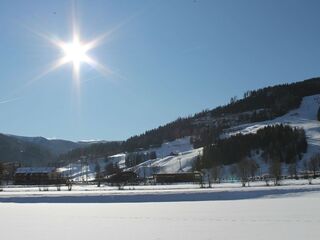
14, 167, 64, 185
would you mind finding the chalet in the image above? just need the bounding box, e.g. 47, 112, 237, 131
14, 167, 63, 185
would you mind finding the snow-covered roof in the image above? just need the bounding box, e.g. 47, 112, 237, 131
109, 153, 126, 158
15, 167, 56, 174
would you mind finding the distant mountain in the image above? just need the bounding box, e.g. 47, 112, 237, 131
0, 134, 54, 166
7, 135, 84, 156
2, 77, 320, 166
0, 134, 109, 166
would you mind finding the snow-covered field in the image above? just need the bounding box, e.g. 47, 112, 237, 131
0, 184, 320, 240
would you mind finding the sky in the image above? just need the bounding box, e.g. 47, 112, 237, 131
1, 0, 320, 141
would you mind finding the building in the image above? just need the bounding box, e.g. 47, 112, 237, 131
14, 167, 63, 185
153, 172, 202, 184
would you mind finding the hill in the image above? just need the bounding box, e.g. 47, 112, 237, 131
60, 77, 320, 161
0, 134, 108, 166
0, 134, 54, 166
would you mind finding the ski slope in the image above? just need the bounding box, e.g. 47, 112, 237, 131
131, 148, 202, 178
58, 137, 198, 181
224, 94, 320, 161
131, 136, 199, 178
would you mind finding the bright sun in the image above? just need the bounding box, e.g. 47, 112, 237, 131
32, 11, 115, 87
60, 36, 89, 69
50, 31, 111, 82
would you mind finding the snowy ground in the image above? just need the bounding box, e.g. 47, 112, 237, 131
1, 184, 320, 240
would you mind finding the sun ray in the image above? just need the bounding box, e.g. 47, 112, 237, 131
20, 1, 144, 97
26, 57, 70, 87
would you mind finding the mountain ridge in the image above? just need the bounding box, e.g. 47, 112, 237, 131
1, 77, 320, 165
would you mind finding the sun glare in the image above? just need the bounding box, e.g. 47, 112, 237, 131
29, 6, 124, 91
60, 36, 89, 68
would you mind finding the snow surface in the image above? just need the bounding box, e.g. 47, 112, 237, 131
132, 148, 202, 178
152, 136, 193, 158
1, 179, 320, 201
58, 137, 197, 181
0, 184, 320, 240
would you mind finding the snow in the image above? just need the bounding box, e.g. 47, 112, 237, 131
0, 183, 320, 240
127, 136, 199, 178
224, 94, 320, 162
132, 148, 202, 178
151, 136, 194, 158
1, 179, 320, 200
107, 153, 126, 169
57, 137, 197, 181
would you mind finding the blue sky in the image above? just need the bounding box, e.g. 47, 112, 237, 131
1, 0, 320, 141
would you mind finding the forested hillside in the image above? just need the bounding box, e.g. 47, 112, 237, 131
0, 134, 54, 166
195, 124, 307, 170
61, 77, 320, 161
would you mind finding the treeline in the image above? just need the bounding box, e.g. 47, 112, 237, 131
59, 141, 123, 162
192, 126, 223, 149
133, 77, 318, 152
122, 117, 194, 152
197, 77, 320, 119
196, 125, 307, 170
125, 151, 157, 168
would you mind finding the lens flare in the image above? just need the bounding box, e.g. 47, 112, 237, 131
60, 36, 89, 68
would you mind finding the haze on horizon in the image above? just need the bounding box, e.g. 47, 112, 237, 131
1, 0, 320, 141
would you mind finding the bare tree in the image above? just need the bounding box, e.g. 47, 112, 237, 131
95, 163, 102, 187
105, 163, 121, 176
249, 161, 259, 181
236, 158, 258, 187
263, 175, 270, 186
229, 165, 237, 181
308, 154, 320, 179
269, 158, 282, 186
288, 163, 298, 180
236, 158, 251, 187
211, 165, 224, 184
302, 160, 312, 184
